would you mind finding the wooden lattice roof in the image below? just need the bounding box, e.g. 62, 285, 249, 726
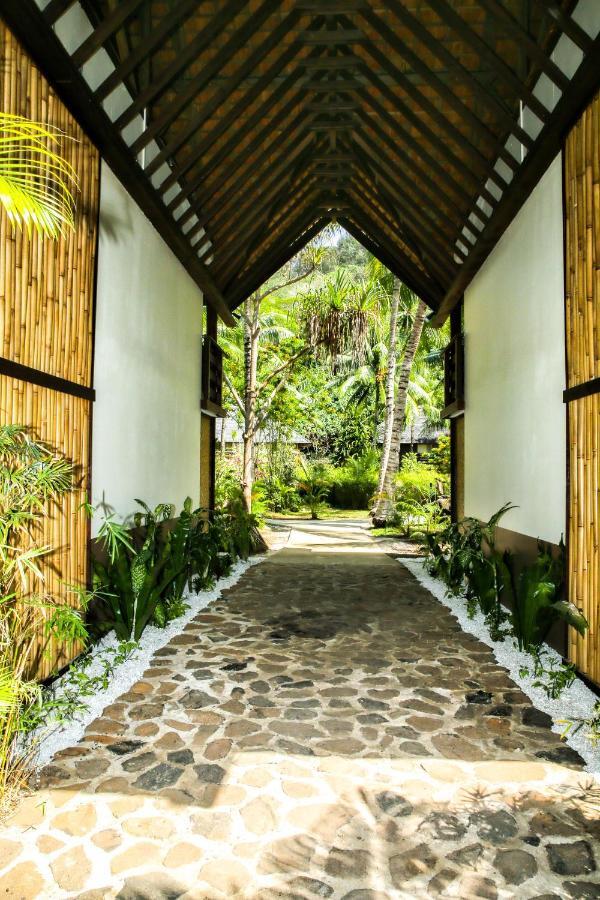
6, 1, 600, 324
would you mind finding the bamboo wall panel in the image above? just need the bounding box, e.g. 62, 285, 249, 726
200, 414, 212, 512
0, 23, 99, 385
565, 88, 600, 685
0, 25, 100, 677
0, 378, 91, 679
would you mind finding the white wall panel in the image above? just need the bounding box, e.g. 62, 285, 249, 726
464, 155, 565, 544
92, 163, 202, 530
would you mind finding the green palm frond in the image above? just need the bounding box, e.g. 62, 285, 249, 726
0, 112, 78, 238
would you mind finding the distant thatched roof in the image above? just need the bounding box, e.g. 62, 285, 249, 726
216, 418, 310, 447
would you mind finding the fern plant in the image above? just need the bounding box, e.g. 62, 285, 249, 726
0, 112, 78, 237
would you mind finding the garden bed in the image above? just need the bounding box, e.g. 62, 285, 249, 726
400, 556, 600, 775
33, 555, 266, 769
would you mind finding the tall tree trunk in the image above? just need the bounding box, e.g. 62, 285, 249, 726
376, 278, 401, 494
372, 298, 428, 527
242, 294, 260, 512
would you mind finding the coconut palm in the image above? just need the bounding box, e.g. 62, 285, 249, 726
0, 112, 77, 238
372, 288, 447, 526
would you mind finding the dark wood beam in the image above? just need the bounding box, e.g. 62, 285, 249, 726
297, 1, 367, 10
165, 65, 320, 218
43, 0, 77, 26
70, 0, 146, 68
338, 213, 441, 309
4, 0, 234, 325
219, 173, 321, 276
94, 0, 200, 101
350, 97, 482, 222
114, 0, 247, 132
210, 171, 319, 274
346, 158, 458, 283
346, 181, 448, 292
135, 1, 295, 163
215, 173, 321, 280
177, 89, 319, 231
383, 0, 534, 151
422, 0, 550, 124
349, 137, 469, 266
193, 135, 320, 245
225, 213, 327, 306
479, 0, 571, 91
359, 7, 520, 172
349, 137, 466, 262
308, 79, 363, 91
349, 53, 501, 207
185, 130, 319, 245
302, 56, 362, 70
432, 31, 600, 325
301, 29, 365, 44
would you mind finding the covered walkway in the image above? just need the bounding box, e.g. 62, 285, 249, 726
1, 526, 597, 898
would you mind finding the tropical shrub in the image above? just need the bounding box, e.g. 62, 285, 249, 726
508, 542, 587, 651
424, 504, 589, 696
0, 426, 87, 809
296, 460, 329, 520
389, 453, 448, 539
328, 450, 379, 509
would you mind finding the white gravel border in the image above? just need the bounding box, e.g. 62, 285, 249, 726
399, 556, 600, 775
33, 555, 266, 768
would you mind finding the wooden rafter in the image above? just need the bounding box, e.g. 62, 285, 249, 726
7, 0, 597, 320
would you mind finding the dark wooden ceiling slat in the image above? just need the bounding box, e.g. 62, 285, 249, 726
383, 0, 534, 150
146, 9, 310, 184
71, 0, 147, 68
94, 0, 200, 102
424, 0, 550, 123
478, 0, 571, 91
43, 0, 78, 26
134, 0, 291, 163
185, 123, 318, 245
226, 214, 327, 304
114, 0, 247, 132
181, 92, 320, 236
359, 7, 520, 173
203, 140, 323, 254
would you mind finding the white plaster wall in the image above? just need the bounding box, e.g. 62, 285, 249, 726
464, 155, 566, 544
91, 163, 203, 530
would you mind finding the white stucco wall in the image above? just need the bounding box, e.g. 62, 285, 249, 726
463, 155, 566, 544
91, 163, 203, 530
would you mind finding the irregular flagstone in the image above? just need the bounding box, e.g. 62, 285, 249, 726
0, 536, 597, 897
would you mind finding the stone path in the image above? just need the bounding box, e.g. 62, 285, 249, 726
1, 523, 599, 898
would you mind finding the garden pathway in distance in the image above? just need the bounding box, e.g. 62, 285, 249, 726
1, 522, 599, 899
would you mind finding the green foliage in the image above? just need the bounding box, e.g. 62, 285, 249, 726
560, 700, 600, 745
388, 453, 448, 540
424, 435, 451, 475
424, 504, 589, 699
0, 425, 84, 808
509, 541, 588, 652
519, 647, 577, 700
22, 640, 139, 732
328, 450, 379, 509
296, 460, 329, 520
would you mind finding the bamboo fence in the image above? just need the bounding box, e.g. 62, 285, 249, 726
565, 88, 600, 685
0, 24, 100, 678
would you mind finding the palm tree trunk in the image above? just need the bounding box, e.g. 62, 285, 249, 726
372, 298, 428, 527
242, 294, 260, 512
376, 278, 401, 494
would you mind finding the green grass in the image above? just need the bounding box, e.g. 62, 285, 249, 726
266, 506, 370, 521
370, 526, 407, 538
